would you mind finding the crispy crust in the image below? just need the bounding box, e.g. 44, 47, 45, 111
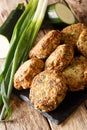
63, 56, 87, 91
45, 44, 74, 71
14, 58, 44, 89
29, 70, 67, 112
29, 30, 61, 60
61, 23, 86, 46
77, 29, 87, 58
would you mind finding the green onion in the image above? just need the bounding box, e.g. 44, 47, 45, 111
0, 0, 48, 121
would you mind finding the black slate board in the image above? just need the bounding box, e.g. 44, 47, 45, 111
13, 88, 87, 125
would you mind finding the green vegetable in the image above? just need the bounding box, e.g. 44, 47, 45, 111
0, 0, 48, 121
46, 2, 75, 26
0, 0, 35, 80
0, 92, 2, 106
0, 3, 25, 41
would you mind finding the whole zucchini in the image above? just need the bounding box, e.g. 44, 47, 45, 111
0, 3, 25, 41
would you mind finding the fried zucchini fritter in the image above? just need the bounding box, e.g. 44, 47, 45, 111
61, 23, 86, 46
63, 56, 87, 91
29, 70, 67, 112
14, 58, 44, 90
29, 30, 61, 60
77, 29, 87, 58
45, 44, 74, 72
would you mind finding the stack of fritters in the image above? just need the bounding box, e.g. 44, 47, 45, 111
14, 23, 87, 112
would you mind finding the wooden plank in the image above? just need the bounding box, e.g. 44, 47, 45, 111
0, 0, 87, 130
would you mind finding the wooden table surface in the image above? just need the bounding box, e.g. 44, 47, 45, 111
0, 0, 87, 130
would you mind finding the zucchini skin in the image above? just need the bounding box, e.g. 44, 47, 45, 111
47, 4, 59, 24
46, 4, 68, 29
0, 3, 25, 41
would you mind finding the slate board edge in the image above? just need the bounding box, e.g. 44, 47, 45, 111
14, 89, 87, 125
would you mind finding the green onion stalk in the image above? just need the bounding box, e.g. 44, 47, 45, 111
0, 0, 48, 121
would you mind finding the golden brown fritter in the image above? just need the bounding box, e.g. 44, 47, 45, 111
29, 30, 61, 60
14, 58, 44, 90
62, 56, 87, 91
61, 23, 86, 46
45, 44, 74, 72
77, 29, 87, 58
29, 70, 68, 112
